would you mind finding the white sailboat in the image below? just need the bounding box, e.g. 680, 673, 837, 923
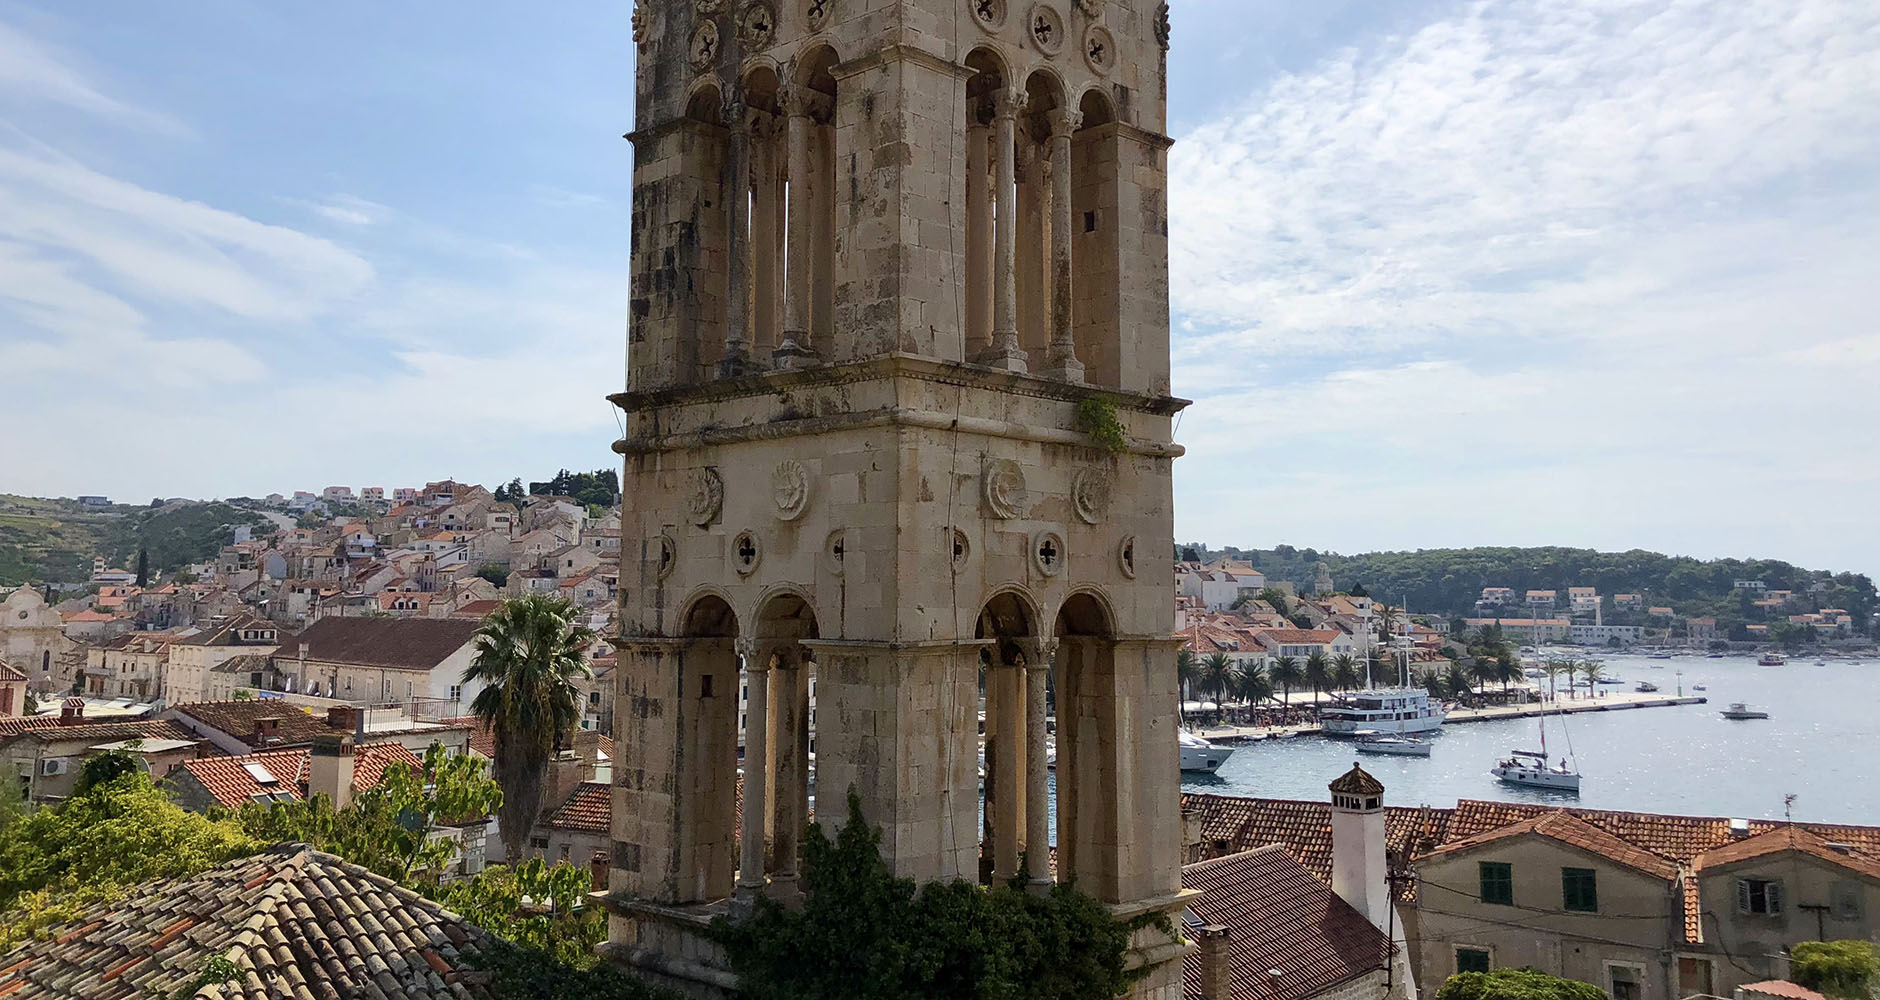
1491, 715, 1581, 792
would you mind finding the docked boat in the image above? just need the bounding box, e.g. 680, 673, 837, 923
1758, 652, 1786, 666
1491, 717, 1581, 793
1180, 731, 1236, 773
1321, 687, 1447, 735
1693, 684, 1707, 691
1635, 681, 1659, 693
1720, 703, 1770, 720
1355, 733, 1432, 757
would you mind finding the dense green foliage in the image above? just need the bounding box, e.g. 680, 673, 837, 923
464, 940, 678, 1000
464, 594, 597, 863
716, 792, 1138, 1000
1791, 940, 1880, 999
104, 501, 271, 574
0, 771, 258, 949
1074, 397, 1127, 453
524, 469, 621, 508
1189, 543, 1875, 634
1436, 968, 1610, 1000
434, 858, 603, 967
229, 744, 502, 883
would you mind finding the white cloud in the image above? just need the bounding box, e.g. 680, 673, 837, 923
0, 20, 184, 134
1166, 0, 1880, 571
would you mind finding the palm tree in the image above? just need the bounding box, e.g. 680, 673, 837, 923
1374, 603, 1404, 644
1494, 655, 1523, 695
1269, 655, 1303, 706
1469, 656, 1499, 700
1303, 650, 1331, 706
1200, 652, 1234, 708
1331, 653, 1357, 693
1578, 659, 1605, 696
1232, 661, 1273, 707
463, 593, 597, 863
1176, 648, 1199, 711
1442, 662, 1473, 702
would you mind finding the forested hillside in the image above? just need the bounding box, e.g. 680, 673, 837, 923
0, 496, 269, 586
1183, 542, 1876, 633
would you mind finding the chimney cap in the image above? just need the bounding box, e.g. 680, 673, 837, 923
1329, 762, 1385, 796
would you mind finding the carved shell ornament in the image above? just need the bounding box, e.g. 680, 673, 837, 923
772, 460, 810, 520
1155, 1, 1171, 49
686, 468, 725, 526
983, 458, 1030, 519
1072, 468, 1112, 524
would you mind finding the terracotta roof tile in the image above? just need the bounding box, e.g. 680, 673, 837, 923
543, 781, 610, 832
1693, 826, 1880, 882
176, 742, 425, 810
1426, 809, 1681, 880
1181, 793, 1452, 900
1182, 846, 1392, 1000
166, 701, 338, 749
1328, 764, 1385, 797
1739, 982, 1829, 1000
0, 844, 500, 998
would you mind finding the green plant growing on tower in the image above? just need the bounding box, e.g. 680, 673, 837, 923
1074, 396, 1127, 454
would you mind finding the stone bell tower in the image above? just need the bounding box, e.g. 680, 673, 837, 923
605, 0, 1190, 994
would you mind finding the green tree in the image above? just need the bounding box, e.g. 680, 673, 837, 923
1303, 650, 1330, 706
1330, 653, 1357, 694
1176, 648, 1198, 710
463, 594, 597, 863
234, 744, 501, 883
1443, 662, 1473, 702
134, 546, 149, 587
1233, 661, 1273, 706
1578, 659, 1605, 694
1469, 656, 1500, 697
715, 791, 1137, 1000
1374, 602, 1404, 641
0, 770, 257, 949
1436, 968, 1609, 1000
1200, 652, 1234, 707
1791, 940, 1880, 1000
1257, 587, 1291, 614
435, 858, 602, 967
1269, 655, 1303, 705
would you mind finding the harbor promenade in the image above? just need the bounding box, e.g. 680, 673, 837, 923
1188, 688, 1707, 742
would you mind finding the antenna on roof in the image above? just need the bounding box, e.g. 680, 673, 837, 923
1783, 793, 1796, 823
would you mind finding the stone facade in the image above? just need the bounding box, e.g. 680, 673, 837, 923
606, 0, 1189, 995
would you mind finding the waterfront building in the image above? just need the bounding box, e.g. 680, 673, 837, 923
1478, 587, 1516, 609
1463, 617, 1571, 643
1526, 590, 1558, 609
1568, 624, 1646, 646
605, 0, 1188, 994
1568, 586, 1599, 617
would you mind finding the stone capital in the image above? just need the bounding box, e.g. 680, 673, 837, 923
1023, 637, 1060, 666
1047, 109, 1083, 140
992, 89, 1028, 122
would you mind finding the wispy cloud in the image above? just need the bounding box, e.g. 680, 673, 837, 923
0, 19, 185, 134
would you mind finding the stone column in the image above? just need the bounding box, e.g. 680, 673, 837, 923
1025, 638, 1056, 889
964, 120, 993, 360
751, 113, 781, 355
775, 93, 820, 370
736, 640, 769, 897
769, 648, 807, 897
1039, 109, 1085, 383
719, 100, 756, 377
977, 90, 1028, 371
991, 659, 1022, 882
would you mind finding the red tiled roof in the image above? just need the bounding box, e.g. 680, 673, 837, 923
1327, 764, 1384, 797
543, 781, 610, 832
1182, 846, 1392, 1000
1426, 810, 1680, 880
176, 742, 425, 810
289, 616, 479, 671
0, 715, 60, 738
1693, 826, 1880, 882
1447, 799, 1880, 864
167, 701, 338, 749
1739, 982, 1829, 1000
0, 844, 500, 998
1181, 794, 1452, 896
0, 719, 196, 748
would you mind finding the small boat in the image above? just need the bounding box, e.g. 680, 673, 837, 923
1693, 684, 1707, 691
1491, 718, 1581, 793
1720, 703, 1770, 720
1758, 652, 1786, 666
1649, 652, 1673, 660
1635, 682, 1659, 693
1706, 653, 1725, 659
1354, 733, 1432, 757
1180, 731, 1236, 773
1596, 678, 1625, 686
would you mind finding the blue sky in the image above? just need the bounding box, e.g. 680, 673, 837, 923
2, 0, 1876, 576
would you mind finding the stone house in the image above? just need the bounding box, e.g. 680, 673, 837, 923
0, 706, 203, 804
279, 616, 482, 711
1, 587, 70, 695
1686, 828, 1880, 992
83, 631, 180, 700
163, 614, 283, 704
0, 658, 25, 716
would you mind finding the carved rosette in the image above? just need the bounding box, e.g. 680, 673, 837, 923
655, 533, 678, 580
1027, 4, 1066, 55
970, 0, 1007, 30
804, 0, 832, 32
688, 20, 720, 69
772, 460, 810, 520
1084, 24, 1115, 74
983, 458, 1031, 519
686, 468, 725, 526
1072, 468, 1112, 524
1117, 534, 1137, 579
740, 1, 776, 48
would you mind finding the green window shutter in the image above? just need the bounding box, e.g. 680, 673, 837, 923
1479, 862, 1514, 905
1737, 879, 1752, 914
1563, 867, 1598, 912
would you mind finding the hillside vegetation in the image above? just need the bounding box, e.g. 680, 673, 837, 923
0, 495, 268, 587
1188, 543, 1876, 634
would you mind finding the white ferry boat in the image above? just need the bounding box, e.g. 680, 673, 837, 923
1179, 731, 1236, 773
1321, 687, 1447, 736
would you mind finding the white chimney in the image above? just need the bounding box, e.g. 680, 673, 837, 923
308, 733, 356, 809
1328, 762, 1391, 932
